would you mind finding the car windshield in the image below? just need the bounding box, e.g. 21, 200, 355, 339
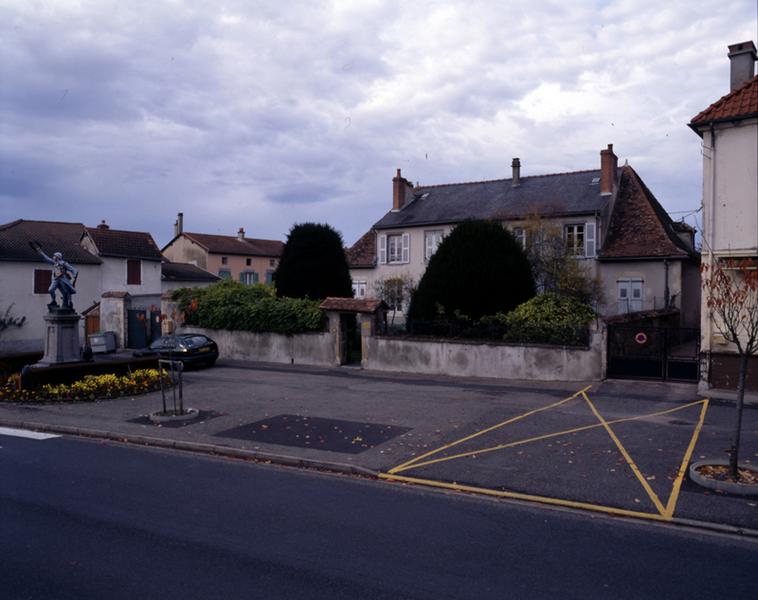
149, 337, 178, 350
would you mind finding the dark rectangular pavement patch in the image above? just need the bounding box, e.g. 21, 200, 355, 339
215, 414, 411, 454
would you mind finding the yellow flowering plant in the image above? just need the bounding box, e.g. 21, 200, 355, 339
0, 369, 172, 403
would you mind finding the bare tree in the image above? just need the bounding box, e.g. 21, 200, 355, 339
0, 304, 26, 340
521, 216, 604, 308
701, 257, 758, 478
374, 275, 415, 326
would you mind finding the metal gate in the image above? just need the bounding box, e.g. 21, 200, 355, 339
607, 326, 700, 382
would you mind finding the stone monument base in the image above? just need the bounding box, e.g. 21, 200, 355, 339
37, 309, 82, 366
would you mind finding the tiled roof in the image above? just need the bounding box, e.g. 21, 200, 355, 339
373, 169, 615, 230
179, 232, 284, 257
346, 230, 376, 268
320, 297, 386, 313
0, 219, 101, 264
690, 75, 758, 127
85, 226, 164, 261
599, 166, 696, 260
161, 262, 221, 282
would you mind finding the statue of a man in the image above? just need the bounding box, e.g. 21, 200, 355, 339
30, 242, 78, 310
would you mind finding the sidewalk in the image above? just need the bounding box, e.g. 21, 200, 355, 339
1, 359, 756, 534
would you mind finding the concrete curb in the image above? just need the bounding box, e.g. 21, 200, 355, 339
2, 417, 757, 539
0, 418, 379, 479
689, 459, 758, 497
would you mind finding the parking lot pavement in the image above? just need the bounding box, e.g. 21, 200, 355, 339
381, 383, 758, 530
1, 360, 756, 530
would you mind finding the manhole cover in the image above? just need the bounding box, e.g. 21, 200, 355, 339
216, 414, 410, 454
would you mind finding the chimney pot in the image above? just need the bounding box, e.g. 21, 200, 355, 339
511, 158, 521, 187
393, 167, 412, 211
174, 212, 184, 237
97, 219, 109, 230
600, 144, 618, 195
728, 41, 757, 91
238, 227, 245, 240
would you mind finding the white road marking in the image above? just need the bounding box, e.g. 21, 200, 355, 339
0, 426, 60, 440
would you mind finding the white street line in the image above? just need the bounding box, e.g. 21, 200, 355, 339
0, 426, 60, 440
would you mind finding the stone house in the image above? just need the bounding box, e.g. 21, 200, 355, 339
348, 144, 699, 325
162, 213, 283, 285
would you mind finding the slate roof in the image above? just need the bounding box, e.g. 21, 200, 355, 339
0, 219, 101, 264
598, 166, 697, 261
85, 226, 164, 261
373, 168, 616, 230
174, 232, 284, 257
346, 229, 376, 268
161, 262, 221, 282
690, 75, 758, 130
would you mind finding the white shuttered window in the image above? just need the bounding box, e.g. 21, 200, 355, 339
378, 234, 387, 264
585, 222, 596, 257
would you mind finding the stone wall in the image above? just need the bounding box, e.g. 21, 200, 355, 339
179, 326, 336, 367
362, 330, 604, 381
179, 322, 604, 382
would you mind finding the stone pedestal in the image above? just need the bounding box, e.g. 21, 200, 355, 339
38, 309, 82, 365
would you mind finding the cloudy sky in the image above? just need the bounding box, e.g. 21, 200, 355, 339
1, 1, 756, 248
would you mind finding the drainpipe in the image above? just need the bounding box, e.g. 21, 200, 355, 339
664, 259, 670, 308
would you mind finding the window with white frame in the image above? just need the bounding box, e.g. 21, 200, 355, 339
565, 222, 596, 257
388, 234, 403, 263
618, 279, 643, 313
424, 230, 443, 261
352, 280, 367, 299
378, 233, 410, 264
565, 224, 585, 256
240, 271, 258, 285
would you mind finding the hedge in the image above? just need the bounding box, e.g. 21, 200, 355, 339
174, 281, 325, 334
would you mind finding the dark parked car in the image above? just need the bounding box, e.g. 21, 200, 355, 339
133, 334, 219, 368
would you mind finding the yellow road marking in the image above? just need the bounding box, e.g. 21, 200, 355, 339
378, 472, 669, 522
663, 399, 710, 519
387, 385, 592, 475
582, 391, 666, 516
393, 398, 707, 474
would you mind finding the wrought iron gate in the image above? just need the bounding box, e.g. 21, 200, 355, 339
607, 326, 700, 382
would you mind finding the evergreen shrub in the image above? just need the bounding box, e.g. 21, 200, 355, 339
495, 293, 595, 345
408, 220, 535, 323
274, 223, 353, 300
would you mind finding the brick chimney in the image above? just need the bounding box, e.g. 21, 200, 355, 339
728, 41, 757, 91
511, 158, 521, 187
174, 212, 184, 237
600, 144, 618, 195
237, 227, 245, 240
97, 219, 109, 230
392, 168, 413, 211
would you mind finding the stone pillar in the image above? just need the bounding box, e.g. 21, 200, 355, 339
37, 310, 82, 365
100, 292, 130, 349
161, 293, 180, 335
325, 311, 343, 366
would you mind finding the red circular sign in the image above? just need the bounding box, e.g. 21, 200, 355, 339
634, 332, 648, 345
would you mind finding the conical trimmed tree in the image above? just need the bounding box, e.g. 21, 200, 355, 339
274, 223, 353, 300
408, 220, 535, 322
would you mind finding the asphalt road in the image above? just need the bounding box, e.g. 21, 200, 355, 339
2, 430, 757, 600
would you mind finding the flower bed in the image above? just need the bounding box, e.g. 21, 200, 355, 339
1, 369, 171, 403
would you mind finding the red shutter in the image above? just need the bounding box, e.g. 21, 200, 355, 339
127, 260, 141, 285
34, 269, 52, 294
